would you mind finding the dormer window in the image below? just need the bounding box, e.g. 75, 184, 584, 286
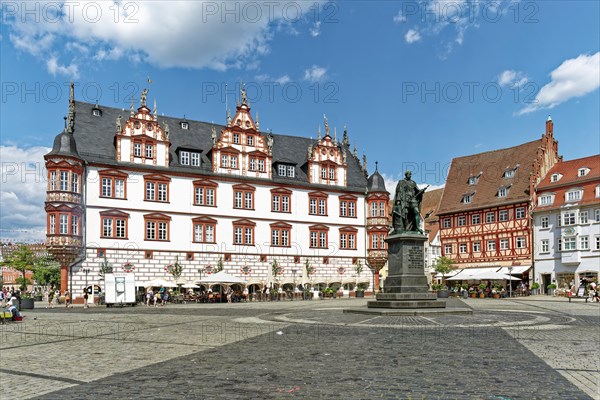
539, 194, 553, 206
497, 186, 510, 198
247, 135, 254, 146
467, 174, 480, 185
277, 164, 295, 178
180, 121, 189, 130
180, 151, 190, 165
503, 166, 518, 178
461, 193, 474, 204
92, 108, 101, 117
233, 133, 240, 144
578, 167, 590, 177
550, 173, 562, 182
566, 189, 583, 202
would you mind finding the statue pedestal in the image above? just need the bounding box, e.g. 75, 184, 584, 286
367, 233, 446, 310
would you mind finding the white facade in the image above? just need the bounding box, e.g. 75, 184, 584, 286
534, 203, 600, 293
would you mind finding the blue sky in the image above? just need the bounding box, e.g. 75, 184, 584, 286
1, 1, 599, 241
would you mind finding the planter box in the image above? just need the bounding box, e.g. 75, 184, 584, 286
437, 290, 449, 299
355, 291, 365, 298
20, 298, 35, 309
34, 295, 43, 302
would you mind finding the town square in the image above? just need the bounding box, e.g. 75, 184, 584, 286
1, 1, 599, 399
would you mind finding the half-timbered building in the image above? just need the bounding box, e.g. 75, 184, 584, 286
437, 118, 561, 282
45, 85, 377, 300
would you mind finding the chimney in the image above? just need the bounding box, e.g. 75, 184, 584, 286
546, 115, 553, 136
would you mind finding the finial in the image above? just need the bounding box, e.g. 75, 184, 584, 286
323, 114, 330, 137
255, 112, 259, 130
375, 161, 378, 171
153, 99, 157, 118
63, 116, 67, 131
547, 115, 552, 121
240, 80, 247, 106
69, 81, 74, 104
317, 125, 321, 140
353, 144, 358, 158
333, 127, 337, 143
211, 125, 217, 145
227, 108, 232, 126
67, 82, 75, 134
342, 125, 349, 147
130, 94, 134, 116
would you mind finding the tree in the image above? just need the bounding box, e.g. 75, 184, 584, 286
215, 257, 224, 273
1, 245, 36, 291
433, 256, 455, 284
33, 254, 61, 288
271, 259, 283, 280
98, 256, 113, 280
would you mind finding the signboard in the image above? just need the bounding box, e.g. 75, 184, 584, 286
577, 286, 585, 297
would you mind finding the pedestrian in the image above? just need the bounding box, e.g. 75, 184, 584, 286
64, 290, 71, 308
158, 285, 166, 305
0, 289, 5, 308
83, 289, 89, 309
47, 289, 54, 308
7, 297, 22, 321
226, 287, 233, 303
146, 288, 153, 306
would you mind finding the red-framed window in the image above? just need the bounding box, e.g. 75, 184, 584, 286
320, 162, 337, 182
193, 179, 217, 207
233, 184, 255, 210
220, 148, 240, 169
248, 152, 266, 172
340, 195, 357, 218
271, 188, 292, 213
132, 138, 156, 160
309, 224, 329, 248
192, 216, 217, 243
270, 222, 291, 247
144, 174, 170, 203
368, 229, 388, 250
144, 213, 171, 241
99, 169, 128, 199
99, 210, 129, 239
47, 161, 82, 194
339, 227, 358, 249
233, 219, 255, 245
309, 192, 328, 216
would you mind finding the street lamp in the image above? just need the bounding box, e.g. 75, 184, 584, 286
508, 266, 513, 298
198, 268, 202, 291
291, 269, 297, 301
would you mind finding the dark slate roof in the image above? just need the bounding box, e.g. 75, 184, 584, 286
367, 170, 387, 193
46, 129, 81, 159
55, 101, 367, 192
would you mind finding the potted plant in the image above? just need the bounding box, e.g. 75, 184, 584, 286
20, 292, 35, 309
531, 282, 540, 295
355, 283, 366, 298
433, 256, 455, 298
433, 283, 449, 298
492, 284, 501, 299
478, 283, 487, 298
547, 283, 557, 296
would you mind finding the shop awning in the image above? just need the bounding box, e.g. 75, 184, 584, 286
447, 268, 521, 281
435, 269, 462, 279
496, 266, 531, 275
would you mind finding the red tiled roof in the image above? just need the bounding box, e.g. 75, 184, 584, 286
438, 140, 541, 215
536, 155, 600, 211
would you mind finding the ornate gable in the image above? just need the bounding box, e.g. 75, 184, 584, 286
115, 90, 170, 167
307, 115, 347, 186
212, 84, 273, 178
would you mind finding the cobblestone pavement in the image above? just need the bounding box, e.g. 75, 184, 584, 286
0, 298, 597, 399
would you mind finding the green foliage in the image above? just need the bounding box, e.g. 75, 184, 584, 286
356, 283, 367, 291
478, 283, 487, 290
33, 266, 61, 288
167, 256, 184, 280
98, 257, 113, 280
304, 259, 315, 276
323, 287, 334, 295
461, 283, 469, 290
271, 259, 282, 278
1, 245, 36, 291
354, 261, 363, 275
215, 257, 224, 273
16, 277, 32, 287
547, 283, 557, 289
531, 282, 540, 289
433, 256, 455, 279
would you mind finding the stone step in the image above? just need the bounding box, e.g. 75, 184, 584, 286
367, 300, 447, 309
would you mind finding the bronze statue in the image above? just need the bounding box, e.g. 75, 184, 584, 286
392, 171, 428, 234
140, 88, 148, 107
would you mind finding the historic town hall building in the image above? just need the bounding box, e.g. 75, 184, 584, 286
45, 85, 382, 300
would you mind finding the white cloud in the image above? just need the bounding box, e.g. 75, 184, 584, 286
0, 145, 50, 243
310, 21, 322, 37
405, 29, 422, 44
381, 172, 445, 195
275, 75, 291, 85
519, 52, 600, 115
393, 11, 407, 23
254, 74, 291, 85
497, 70, 529, 88
6, 1, 322, 72
46, 56, 80, 79
303, 65, 327, 82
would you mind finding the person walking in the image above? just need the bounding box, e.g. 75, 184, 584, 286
47, 289, 54, 308
64, 290, 71, 308
83, 289, 89, 309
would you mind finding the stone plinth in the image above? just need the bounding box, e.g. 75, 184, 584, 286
367, 233, 446, 310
